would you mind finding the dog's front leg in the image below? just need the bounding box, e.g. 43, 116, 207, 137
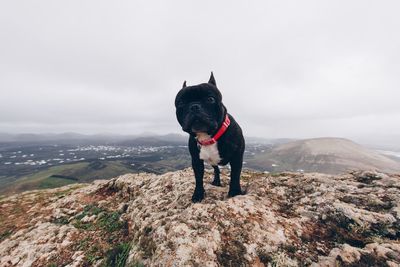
191, 157, 205, 202
228, 153, 244, 197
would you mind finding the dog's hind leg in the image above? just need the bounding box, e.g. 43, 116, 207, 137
211, 165, 222, 186
228, 154, 244, 197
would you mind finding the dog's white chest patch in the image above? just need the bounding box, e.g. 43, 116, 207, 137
196, 133, 221, 166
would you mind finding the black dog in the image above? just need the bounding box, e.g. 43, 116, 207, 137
175, 72, 245, 202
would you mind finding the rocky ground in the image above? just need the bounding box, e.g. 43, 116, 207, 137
0, 169, 400, 266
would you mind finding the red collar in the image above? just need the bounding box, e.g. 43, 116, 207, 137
196, 115, 230, 146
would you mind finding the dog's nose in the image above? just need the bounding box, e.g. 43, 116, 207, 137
190, 103, 201, 112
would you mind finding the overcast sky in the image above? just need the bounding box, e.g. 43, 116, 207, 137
1, 1, 399, 142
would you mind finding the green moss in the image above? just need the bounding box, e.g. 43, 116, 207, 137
85, 244, 102, 264
104, 243, 131, 267
84, 204, 104, 215
71, 204, 132, 265
0, 230, 13, 241
98, 211, 124, 233
73, 204, 126, 233
75, 204, 105, 221
79, 204, 104, 217
73, 220, 95, 230
52, 216, 69, 225
76, 237, 92, 250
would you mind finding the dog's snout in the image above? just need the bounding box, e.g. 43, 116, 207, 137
190, 103, 201, 112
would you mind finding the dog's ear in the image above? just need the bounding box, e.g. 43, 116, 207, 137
182, 81, 187, 89
208, 72, 216, 86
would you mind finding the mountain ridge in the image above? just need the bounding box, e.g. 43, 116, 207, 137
249, 137, 400, 174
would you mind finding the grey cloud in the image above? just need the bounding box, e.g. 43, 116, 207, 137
0, 0, 399, 142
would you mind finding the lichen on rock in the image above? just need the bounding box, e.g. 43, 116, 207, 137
0, 169, 399, 266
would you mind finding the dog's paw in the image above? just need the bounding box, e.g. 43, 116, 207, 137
228, 188, 244, 198
191, 188, 205, 203
211, 180, 222, 187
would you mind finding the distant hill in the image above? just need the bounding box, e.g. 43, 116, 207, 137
0, 132, 129, 145
116, 134, 187, 146
0, 132, 296, 147
248, 137, 400, 174
245, 136, 296, 145
0, 132, 188, 146
0, 160, 136, 196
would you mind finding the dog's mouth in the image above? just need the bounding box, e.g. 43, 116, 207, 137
182, 114, 212, 133
191, 119, 209, 133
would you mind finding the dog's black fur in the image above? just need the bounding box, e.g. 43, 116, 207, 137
175, 73, 245, 202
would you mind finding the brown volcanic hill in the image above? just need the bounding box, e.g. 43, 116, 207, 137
1, 169, 400, 266
248, 137, 400, 174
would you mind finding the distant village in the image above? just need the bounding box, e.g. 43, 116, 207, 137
0, 145, 185, 167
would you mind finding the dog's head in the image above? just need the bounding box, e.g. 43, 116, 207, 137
175, 72, 226, 136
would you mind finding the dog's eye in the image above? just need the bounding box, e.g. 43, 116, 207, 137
207, 97, 215, 104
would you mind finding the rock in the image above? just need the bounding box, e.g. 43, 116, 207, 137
0, 168, 399, 266
80, 215, 96, 223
